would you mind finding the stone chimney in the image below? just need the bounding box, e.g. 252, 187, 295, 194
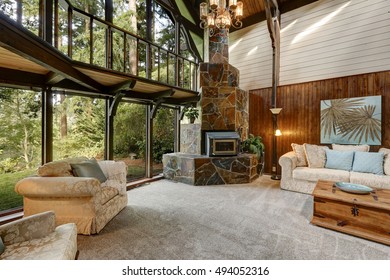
180, 29, 249, 154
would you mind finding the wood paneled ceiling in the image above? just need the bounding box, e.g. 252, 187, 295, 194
187, 0, 318, 28
0, 0, 318, 105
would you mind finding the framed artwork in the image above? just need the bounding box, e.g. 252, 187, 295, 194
320, 96, 381, 145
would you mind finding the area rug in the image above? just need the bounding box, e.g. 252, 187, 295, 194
77, 176, 390, 259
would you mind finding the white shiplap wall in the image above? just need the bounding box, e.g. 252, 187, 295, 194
229, 0, 390, 90
229, 21, 273, 91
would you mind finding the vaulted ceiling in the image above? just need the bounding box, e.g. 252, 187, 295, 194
184, 0, 319, 29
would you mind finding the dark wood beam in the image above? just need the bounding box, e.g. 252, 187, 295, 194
122, 89, 174, 100
164, 95, 200, 105
52, 79, 102, 95
279, 0, 319, 14
107, 79, 137, 94
0, 67, 46, 88
45, 71, 65, 85
0, 13, 106, 93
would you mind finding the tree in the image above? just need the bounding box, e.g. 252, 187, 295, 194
0, 88, 41, 171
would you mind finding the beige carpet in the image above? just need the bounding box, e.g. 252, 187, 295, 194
77, 176, 390, 260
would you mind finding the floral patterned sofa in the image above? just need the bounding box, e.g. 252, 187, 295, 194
0, 211, 77, 260
279, 143, 390, 194
15, 157, 128, 235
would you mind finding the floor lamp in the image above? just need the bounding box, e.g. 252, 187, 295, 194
270, 108, 282, 180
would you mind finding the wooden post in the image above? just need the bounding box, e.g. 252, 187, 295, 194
41, 87, 53, 164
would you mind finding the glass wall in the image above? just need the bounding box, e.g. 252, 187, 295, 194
52, 93, 105, 160
152, 107, 174, 176
0, 87, 41, 212
114, 102, 146, 181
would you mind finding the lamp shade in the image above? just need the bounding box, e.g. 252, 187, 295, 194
275, 129, 282, 136
270, 108, 282, 115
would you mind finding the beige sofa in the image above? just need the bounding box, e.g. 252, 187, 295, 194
279, 144, 390, 194
15, 157, 128, 235
0, 211, 77, 260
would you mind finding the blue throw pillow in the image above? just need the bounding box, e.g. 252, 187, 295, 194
71, 159, 107, 183
352, 151, 384, 175
325, 150, 354, 171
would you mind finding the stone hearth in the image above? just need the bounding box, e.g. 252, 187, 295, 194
163, 153, 258, 186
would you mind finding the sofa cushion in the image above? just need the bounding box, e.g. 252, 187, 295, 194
303, 144, 329, 168
0, 236, 4, 255
378, 148, 390, 175
325, 150, 354, 171
293, 167, 350, 182
38, 161, 73, 177
291, 143, 307, 166
38, 157, 89, 177
332, 144, 370, 152
0, 223, 77, 260
350, 172, 390, 190
352, 151, 384, 175
71, 159, 107, 183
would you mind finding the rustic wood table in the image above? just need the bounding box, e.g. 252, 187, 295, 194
311, 180, 390, 246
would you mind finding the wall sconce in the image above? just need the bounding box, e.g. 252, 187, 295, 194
270, 108, 282, 180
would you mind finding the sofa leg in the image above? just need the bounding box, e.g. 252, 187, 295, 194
75, 250, 80, 260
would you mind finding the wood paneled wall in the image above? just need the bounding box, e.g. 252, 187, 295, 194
249, 70, 390, 175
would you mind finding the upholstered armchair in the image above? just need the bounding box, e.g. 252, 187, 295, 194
0, 211, 77, 260
15, 157, 128, 235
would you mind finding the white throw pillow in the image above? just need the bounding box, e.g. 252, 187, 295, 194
378, 148, 390, 175
332, 144, 370, 152
303, 144, 329, 168
291, 143, 307, 167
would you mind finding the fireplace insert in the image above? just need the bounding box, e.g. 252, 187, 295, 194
205, 131, 241, 156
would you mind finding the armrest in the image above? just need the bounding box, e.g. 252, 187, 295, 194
15, 176, 101, 198
0, 211, 56, 245
279, 151, 298, 179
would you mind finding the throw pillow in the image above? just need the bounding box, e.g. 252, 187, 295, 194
37, 161, 73, 177
332, 144, 370, 152
0, 236, 5, 255
71, 159, 107, 183
352, 151, 384, 175
303, 144, 329, 168
291, 143, 307, 166
378, 148, 390, 175
325, 150, 354, 171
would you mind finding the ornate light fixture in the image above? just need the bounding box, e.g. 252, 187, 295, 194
199, 0, 244, 36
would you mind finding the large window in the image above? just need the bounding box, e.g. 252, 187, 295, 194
52, 94, 105, 160
114, 102, 146, 181
152, 107, 174, 176
0, 87, 41, 212
0, 0, 40, 35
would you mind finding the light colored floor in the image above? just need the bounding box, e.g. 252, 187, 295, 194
77, 176, 390, 260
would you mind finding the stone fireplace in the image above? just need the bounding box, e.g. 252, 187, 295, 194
162, 29, 258, 185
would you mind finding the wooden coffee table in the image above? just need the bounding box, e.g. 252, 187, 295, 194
311, 180, 390, 245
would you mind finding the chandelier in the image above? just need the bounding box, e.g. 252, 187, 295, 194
199, 0, 244, 36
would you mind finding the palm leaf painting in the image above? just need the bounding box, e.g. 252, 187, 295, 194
320, 96, 381, 145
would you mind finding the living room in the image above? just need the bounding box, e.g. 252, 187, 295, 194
0, 0, 389, 278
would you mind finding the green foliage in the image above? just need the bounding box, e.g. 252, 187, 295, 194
0, 158, 21, 173
52, 95, 105, 160
114, 103, 146, 158
0, 169, 34, 211
0, 88, 41, 171
241, 134, 265, 159
152, 107, 174, 162
183, 106, 199, 120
